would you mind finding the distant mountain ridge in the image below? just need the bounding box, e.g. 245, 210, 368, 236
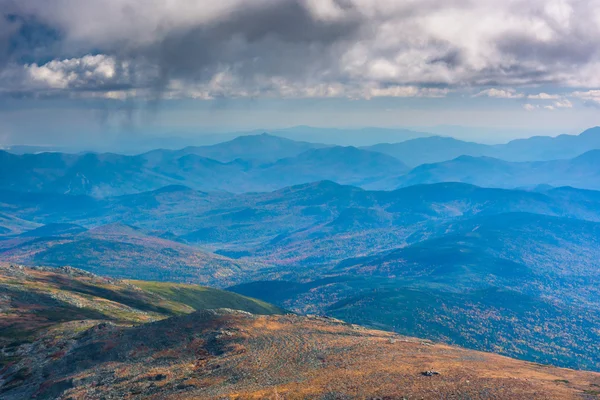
0, 135, 410, 196
364, 126, 600, 166
141, 132, 328, 163
267, 125, 433, 146
5, 126, 599, 163
497, 126, 600, 161
391, 149, 600, 190
365, 136, 490, 166
2, 127, 600, 196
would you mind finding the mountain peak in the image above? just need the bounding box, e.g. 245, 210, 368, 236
233, 132, 281, 141
573, 149, 600, 163
580, 126, 600, 137
152, 184, 194, 194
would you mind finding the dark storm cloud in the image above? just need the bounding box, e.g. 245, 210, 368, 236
428, 50, 465, 69
143, 0, 363, 92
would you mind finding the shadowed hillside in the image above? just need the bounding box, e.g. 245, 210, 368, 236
0, 224, 260, 287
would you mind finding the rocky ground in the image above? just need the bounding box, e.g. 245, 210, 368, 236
2, 308, 599, 399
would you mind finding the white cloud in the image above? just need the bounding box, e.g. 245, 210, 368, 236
553, 99, 573, 108
0, 55, 160, 99
475, 88, 524, 99
571, 90, 600, 106
363, 86, 449, 99
164, 74, 450, 100
527, 93, 561, 100
24, 55, 117, 90
523, 98, 572, 111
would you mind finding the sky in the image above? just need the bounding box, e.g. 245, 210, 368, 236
1, 0, 600, 146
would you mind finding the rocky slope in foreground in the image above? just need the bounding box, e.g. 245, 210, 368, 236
2, 308, 600, 399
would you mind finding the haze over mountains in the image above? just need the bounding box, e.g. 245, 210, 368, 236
389, 150, 600, 190
0, 135, 408, 195
366, 126, 600, 165
1, 126, 600, 380
142, 133, 329, 163
1, 126, 433, 154
1, 127, 600, 195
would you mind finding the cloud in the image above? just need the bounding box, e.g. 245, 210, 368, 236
527, 92, 561, 100
476, 90, 574, 106
552, 98, 573, 108
1, 0, 600, 100
0, 55, 157, 100
571, 89, 600, 107
523, 98, 573, 111
475, 88, 524, 99
1, 57, 450, 100
26, 55, 117, 89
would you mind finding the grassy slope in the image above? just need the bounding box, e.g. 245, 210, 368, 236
0, 265, 283, 343
128, 280, 284, 315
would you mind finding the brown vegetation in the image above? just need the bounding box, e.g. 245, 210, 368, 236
2, 309, 599, 399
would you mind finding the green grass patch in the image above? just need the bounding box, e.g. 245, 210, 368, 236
129, 280, 284, 315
